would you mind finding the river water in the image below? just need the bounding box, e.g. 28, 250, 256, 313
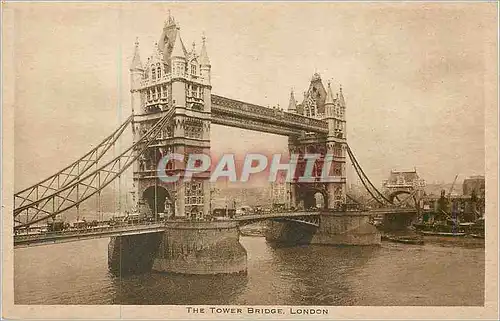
14, 236, 484, 306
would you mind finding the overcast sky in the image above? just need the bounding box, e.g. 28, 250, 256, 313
9, 2, 496, 190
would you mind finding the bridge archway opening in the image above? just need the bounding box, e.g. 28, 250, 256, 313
142, 185, 174, 218
314, 192, 325, 209
188, 205, 201, 220
302, 189, 327, 210
389, 190, 416, 208
211, 124, 289, 187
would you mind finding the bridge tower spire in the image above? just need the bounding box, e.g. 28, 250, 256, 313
339, 85, 346, 136
130, 38, 144, 115
288, 89, 297, 113
199, 33, 211, 85
171, 27, 186, 81
324, 81, 334, 115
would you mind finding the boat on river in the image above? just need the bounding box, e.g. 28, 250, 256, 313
382, 234, 424, 245
413, 216, 485, 248
414, 217, 484, 237
420, 230, 466, 237
470, 233, 485, 239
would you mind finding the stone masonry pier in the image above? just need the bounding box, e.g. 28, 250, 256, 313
265, 212, 381, 246
108, 221, 247, 275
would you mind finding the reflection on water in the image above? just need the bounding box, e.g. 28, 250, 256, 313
263, 244, 380, 305
112, 273, 249, 305
14, 237, 484, 306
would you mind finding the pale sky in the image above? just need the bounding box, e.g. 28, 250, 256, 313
9, 2, 496, 190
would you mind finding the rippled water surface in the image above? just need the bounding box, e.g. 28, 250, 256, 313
15, 236, 484, 306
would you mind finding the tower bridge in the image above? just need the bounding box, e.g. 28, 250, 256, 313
382, 169, 426, 206
13, 15, 419, 275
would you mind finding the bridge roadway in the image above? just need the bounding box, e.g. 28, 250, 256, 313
13, 208, 417, 248
14, 222, 166, 249
234, 208, 416, 225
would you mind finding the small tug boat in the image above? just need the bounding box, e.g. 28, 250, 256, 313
382, 234, 424, 245
420, 230, 466, 237
470, 233, 485, 239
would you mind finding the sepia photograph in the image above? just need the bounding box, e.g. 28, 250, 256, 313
2, 2, 498, 319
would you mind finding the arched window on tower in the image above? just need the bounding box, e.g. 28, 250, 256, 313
192, 85, 198, 98
157, 66, 161, 79
152, 68, 156, 80
191, 63, 197, 76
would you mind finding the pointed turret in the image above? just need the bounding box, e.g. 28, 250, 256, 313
190, 41, 197, 58
339, 85, 346, 107
325, 82, 335, 105
288, 89, 297, 113
130, 38, 144, 71
171, 28, 186, 59
170, 26, 187, 103
165, 10, 175, 27
200, 34, 210, 66
322, 81, 336, 119
159, 11, 178, 61
151, 41, 163, 63
129, 38, 144, 115
199, 34, 211, 84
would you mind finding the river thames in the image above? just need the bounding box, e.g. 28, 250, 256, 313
14, 236, 484, 306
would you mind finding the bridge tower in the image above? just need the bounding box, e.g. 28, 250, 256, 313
382, 169, 426, 207
129, 15, 212, 220
287, 73, 347, 211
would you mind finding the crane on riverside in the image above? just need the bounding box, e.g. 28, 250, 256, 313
448, 174, 459, 198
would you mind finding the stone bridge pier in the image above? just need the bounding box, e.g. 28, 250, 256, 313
108, 212, 381, 276
380, 212, 419, 232
265, 213, 380, 246
108, 221, 247, 275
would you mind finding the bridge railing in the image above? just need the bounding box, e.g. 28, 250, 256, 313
14, 221, 165, 242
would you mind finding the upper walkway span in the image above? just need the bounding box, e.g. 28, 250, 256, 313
211, 94, 328, 136
133, 94, 329, 136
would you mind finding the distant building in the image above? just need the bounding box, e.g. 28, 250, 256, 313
270, 172, 290, 209
211, 197, 234, 210
214, 184, 272, 208
463, 176, 485, 198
